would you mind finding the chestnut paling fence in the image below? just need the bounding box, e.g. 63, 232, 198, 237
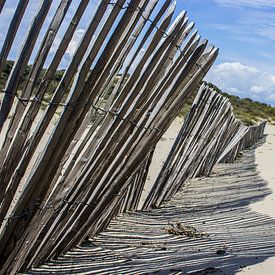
142, 84, 266, 210
0, 0, 265, 274
0, 0, 217, 273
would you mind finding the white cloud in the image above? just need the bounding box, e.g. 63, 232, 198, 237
214, 0, 275, 8
238, 11, 275, 41
206, 62, 275, 104
208, 10, 275, 42
3, 7, 16, 15
66, 29, 85, 57
50, 28, 86, 58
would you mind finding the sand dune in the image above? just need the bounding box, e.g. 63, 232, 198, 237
237, 124, 275, 274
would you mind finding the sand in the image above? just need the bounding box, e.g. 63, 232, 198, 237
237, 124, 275, 274
140, 116, 184, 208
33, 127, 275, 275
2, 105, 275, 273
142, 120, 275, 273
252, 124, 275, 217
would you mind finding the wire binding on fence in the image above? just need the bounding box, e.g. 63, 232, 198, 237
0, 90, 161, 133
0, 0, 218, 272
1, 198, 92, 223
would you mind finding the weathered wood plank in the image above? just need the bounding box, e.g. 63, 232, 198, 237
29, 145, 275, 275
0, 0, 53, 131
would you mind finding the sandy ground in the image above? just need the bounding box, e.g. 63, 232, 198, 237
237, 124, 275, 274
142, 120, 275, 274
2, 103, 275, 273
0, 104, 58, 222
140, 116, 184, 208
33, 132, 275, 275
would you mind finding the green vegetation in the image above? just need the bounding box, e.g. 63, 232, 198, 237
1, 61, 275, 125
206, 82, 275, 125
0, 60, 65, 99
180, 81, 275, 126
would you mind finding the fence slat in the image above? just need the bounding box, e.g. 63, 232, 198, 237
1, 1, 266, 273
0, 0, 53, 131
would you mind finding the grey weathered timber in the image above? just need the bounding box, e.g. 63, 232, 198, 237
0, 0, 53, 131
0, 0, 117, 201
0, 0, 6, 14
143, 84, 266, 209
0, 1, 265, 274
0, 1, 131, 272
0, 1, 96, 226
0, 0, 73, 214
0, 0, 92, 212
27, 3, 181, 260
47, 42, 211, 258
29, 144, 275, 274
59, 47, 217, 256
0, 0, 29, 78
0, 0, 72, 159
32, 40, 213, 266
51, 0, 158, 189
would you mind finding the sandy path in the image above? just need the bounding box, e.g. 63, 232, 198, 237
238, 124, 275, 274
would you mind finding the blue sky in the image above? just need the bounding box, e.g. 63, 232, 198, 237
175, 0, 275, 105
0, 0, 275, 105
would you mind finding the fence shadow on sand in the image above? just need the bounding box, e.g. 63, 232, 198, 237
29, 137, 275, 274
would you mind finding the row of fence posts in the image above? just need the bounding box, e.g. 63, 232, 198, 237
142, 84, 266, 210
0, 0, 217, 273
0, 0, 265, 273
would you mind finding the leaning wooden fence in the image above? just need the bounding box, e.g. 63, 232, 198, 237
143, 84, 266, 209
0, 1, 218, 273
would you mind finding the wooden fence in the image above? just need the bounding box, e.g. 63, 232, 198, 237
0, 1, 218, 273
0, 1, 266, 273
143, 84, 266, 209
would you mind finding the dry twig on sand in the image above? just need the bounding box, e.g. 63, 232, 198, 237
164, 222, 209, 238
